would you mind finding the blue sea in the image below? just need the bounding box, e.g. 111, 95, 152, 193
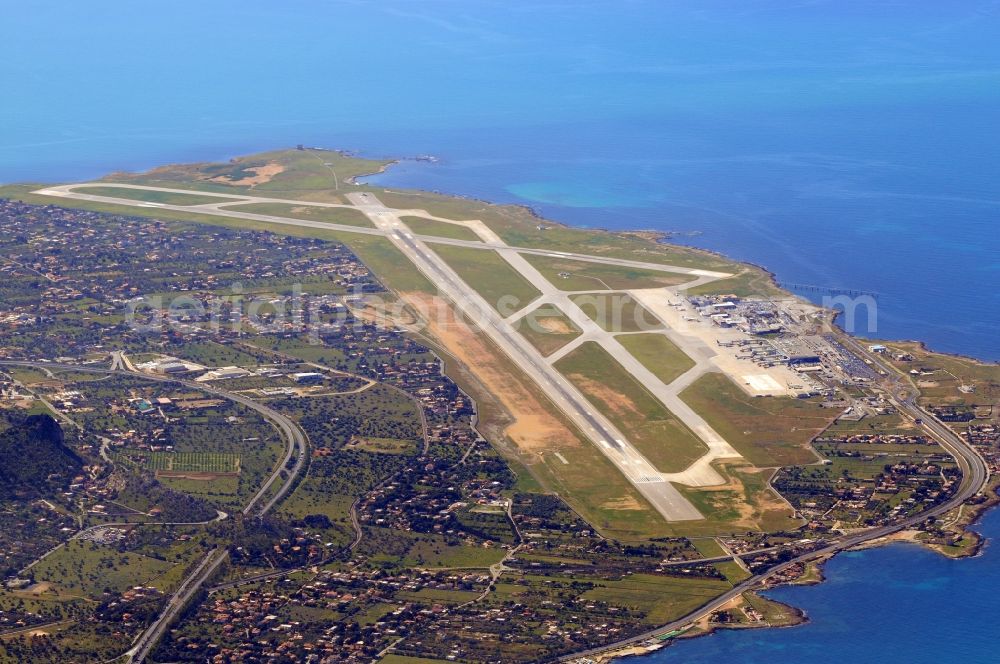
653, 507, 1000, 663
2, 1, 998, 360
1, 3, 998, 658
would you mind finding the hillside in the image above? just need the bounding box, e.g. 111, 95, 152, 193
0, 414, 82, 499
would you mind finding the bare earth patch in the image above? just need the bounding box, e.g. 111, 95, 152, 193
742, 466, 796, 519
601, 496, 643, 511
693, 470, 757, 527
155, 471, 237, 481
402, 292, 580, 453
694, 463, 794, 529
567, 373, 642, 421
537, 317, 574, 334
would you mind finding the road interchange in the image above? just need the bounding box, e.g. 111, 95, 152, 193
0, 359, 308, 662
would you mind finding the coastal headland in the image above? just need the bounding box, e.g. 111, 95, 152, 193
0, 147, 997, 663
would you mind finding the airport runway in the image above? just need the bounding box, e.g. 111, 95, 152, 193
347, 191, 703, 521
484, 238, 742, 484
36, 183, 731, 279
33, 182, 747, 520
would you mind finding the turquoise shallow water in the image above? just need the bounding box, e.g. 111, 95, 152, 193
3, 2, 1000, 659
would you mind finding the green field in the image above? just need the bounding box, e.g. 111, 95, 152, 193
7, 366, 53, 385
686, 268, 785, 298
223, 201, 374, 227
97, 148, 392, 199
380, 655, 453, 664
335, 234, 437, 294
691, 538, 727, 557
166, 340, 262, 367
570, 292, 663, 333
158, 475, 240, 498
825, 412, 915, 436
712, 559, 750, 583
514, 303, 582, 356
680, 372, 835, 467
523, 253, 692, 291
433, 245, 542, 313
400, 216, 482, 241
395, 588, 483, 604
401, 537, 506, 568
74, 185, 243, 206
359, 529, 508, 568
677, 464, 800, 535
278, 482, 356, 528
32, 541, 177, 600
555, 342, 708, 473
531, 446, 674, 541
115, 451, 241, 474
617, 333, 696, 385
577, 572, 732, 624
348, 437, 417, 455
374, 188, 739, 273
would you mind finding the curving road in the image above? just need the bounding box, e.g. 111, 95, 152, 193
126, 547, 229, 663
0, 359, 308, 662
838, 335, 989, 499
0, 360, 307, 517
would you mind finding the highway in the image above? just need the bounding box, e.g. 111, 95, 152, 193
125, 548, 229, 662
126, 547, 229, 663
838, 335, 989, 501
0, 359, 308, 662
0, 358, 308, 518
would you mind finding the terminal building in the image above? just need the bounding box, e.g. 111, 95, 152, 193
788, 351, 822, 366
782, 340, 822, 367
